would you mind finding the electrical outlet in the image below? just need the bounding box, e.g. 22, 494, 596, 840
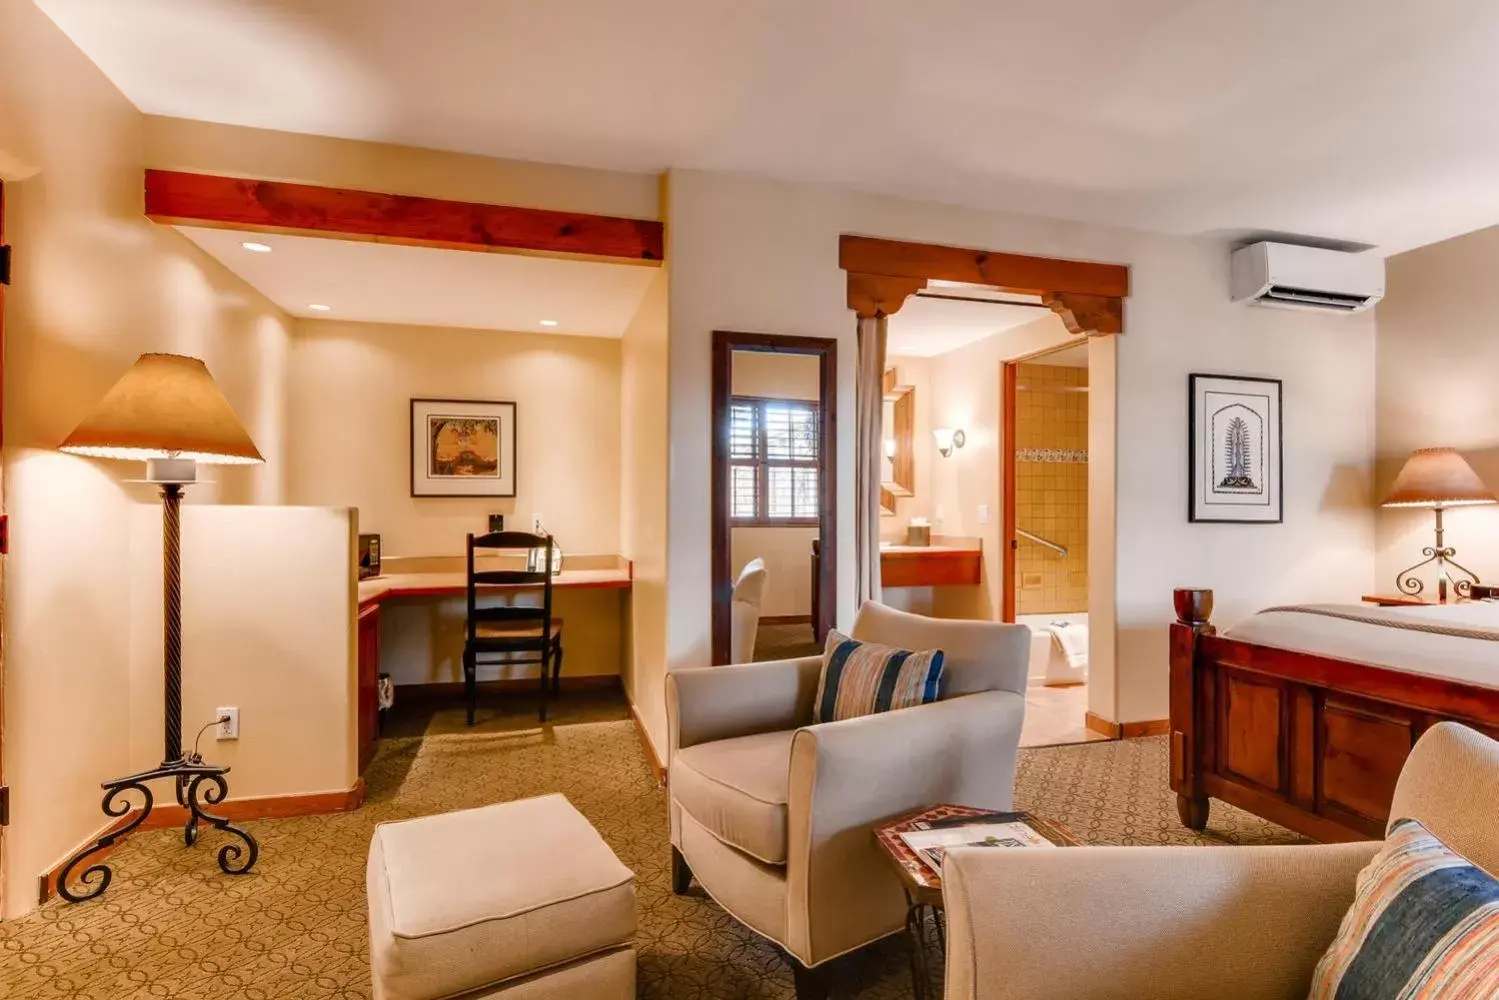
216, 707, 240, 740
531, 513, 544, 534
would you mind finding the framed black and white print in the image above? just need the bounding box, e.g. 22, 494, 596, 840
410, 398, 517, 497
1188, 374, 1282, 523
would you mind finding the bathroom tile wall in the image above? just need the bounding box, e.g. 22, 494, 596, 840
1015, 363, 1088, 614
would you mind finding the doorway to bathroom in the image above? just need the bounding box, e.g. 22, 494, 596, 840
1003, 341, 1106, 746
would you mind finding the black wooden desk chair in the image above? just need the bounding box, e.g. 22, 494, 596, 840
464, 531, 565, 725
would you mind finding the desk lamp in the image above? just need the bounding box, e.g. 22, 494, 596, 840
1381, 447, 1497, 603
55, 353, 264, 902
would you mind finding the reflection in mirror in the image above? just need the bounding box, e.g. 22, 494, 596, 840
724, 348, 826, 662
880, 368, 915, 517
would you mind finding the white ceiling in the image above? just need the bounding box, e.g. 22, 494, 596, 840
886, 295, 1047, 357
175, 227, 657, 334
38, 0, 1499, 253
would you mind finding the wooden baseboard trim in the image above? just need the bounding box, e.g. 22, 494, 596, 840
1122, 718, 1170, 739
760, 615, 813, 626
1085, 712, 1170, 740
39, 778, 366, 905
628, 699, 666, 787
397, 675, 623, 699
1084, 712, 1120, 739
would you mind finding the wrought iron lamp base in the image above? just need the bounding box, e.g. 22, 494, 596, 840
56, 754, 259, 903
1393, 506, 1481, 604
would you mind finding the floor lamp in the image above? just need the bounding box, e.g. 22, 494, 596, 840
55, 353, 265, 903
1382, 446, 1498, 603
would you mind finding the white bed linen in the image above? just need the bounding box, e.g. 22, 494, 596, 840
1222, 601, 1499, 690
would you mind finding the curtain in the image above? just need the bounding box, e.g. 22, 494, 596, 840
854, 314, 887, 608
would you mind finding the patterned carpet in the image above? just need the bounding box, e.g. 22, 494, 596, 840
0, 699, 1302, 999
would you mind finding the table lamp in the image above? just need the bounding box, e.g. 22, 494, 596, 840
55, 353, 264, 902
1381, 446, 1497, 603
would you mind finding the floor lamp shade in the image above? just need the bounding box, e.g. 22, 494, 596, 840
58, 353, 263, 465
1381, 447, 1497, 508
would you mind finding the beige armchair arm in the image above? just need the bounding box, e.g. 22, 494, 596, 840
781, 691, 1026, 964
666, 656, 822, 754
943, 840, 1380, 1000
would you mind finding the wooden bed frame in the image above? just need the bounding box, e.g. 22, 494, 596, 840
1169, 588, 1499, 842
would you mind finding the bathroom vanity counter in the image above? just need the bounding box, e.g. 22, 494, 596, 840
880, 542, 982, 588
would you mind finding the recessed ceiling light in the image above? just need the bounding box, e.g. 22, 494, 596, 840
307, 303, 332, 312
539, 319, 559, 327
241, 241, 273, 253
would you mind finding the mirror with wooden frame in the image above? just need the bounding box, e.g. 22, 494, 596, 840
880, 367, 915, 515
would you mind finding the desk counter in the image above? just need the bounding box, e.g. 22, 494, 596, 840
359, 567, 632, 608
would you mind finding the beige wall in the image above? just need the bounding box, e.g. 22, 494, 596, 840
1375, 226, 1499, 589
143, 116, 659, 222
0, 3, 293, 917
285, 320, 629, 685
663, 169, 1378, 728
919, 316, 1077, 621
1087, 335, 1120, 719
1014, 363, 1088, 615
619, 269, 671, 756
730, 527, 818, 619
378, 589, 625, 686
730, 351, 820, 400
128, 506, 356, 797
286, 320, 623, 558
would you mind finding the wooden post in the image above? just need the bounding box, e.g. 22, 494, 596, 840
1170, 587, 1214, 831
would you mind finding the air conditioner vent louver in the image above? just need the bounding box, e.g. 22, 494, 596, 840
1230, 242, 1384, 314
1261, 285, 1371, 311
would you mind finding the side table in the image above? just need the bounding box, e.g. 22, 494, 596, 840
874, 805, 1080, 1000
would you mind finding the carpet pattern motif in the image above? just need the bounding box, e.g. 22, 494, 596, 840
0, 721, 1303, 999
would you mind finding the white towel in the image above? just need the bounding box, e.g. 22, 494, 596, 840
1050, 622, 1089, 670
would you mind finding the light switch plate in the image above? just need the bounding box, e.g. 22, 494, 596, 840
977, 504, 990, 524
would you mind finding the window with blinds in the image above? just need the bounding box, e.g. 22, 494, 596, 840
729, 396, 820, 524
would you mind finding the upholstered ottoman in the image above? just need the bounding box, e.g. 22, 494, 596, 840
367, 794, 636, 1000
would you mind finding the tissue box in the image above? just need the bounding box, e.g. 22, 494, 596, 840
905, 524, 931, 546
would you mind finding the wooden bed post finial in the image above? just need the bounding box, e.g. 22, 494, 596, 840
1173, 587, 1214, 628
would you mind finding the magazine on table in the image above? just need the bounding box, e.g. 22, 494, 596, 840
898, 815, 1054, 876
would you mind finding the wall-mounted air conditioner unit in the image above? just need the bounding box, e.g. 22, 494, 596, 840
1230, 241, 1384, 314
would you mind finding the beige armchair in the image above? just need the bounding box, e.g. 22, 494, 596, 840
666, 601, 1029, 1000
729, 557, 767, 664
942, 721, 1499, 1000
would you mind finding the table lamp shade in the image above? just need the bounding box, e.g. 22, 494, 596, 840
58, 353, 263, 465
1381, 447, 1497, 508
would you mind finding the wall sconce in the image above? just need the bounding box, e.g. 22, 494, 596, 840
933, 427, 966, 458
883, 437, 897, 458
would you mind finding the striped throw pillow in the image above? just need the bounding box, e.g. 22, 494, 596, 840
1310, 818, 1499, 999
813, 630, 944, 723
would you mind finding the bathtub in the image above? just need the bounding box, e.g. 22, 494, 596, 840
1016, 612, 1088, 686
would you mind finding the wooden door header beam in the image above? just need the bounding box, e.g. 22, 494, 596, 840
839, 234, 1127, 298
144, 169, 664, 265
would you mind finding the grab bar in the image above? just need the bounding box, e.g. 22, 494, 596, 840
1017, 529, 1068, 558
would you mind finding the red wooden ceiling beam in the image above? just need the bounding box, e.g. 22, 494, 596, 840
144, 169, 663, 264
839, 234, 1128, 298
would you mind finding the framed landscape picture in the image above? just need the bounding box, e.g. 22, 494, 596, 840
1188, 374, 1282, 523
411, 398, 517, 497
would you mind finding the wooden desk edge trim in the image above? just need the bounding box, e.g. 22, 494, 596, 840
39, 779, 366, 905
879, 548, 980, 559
359, 575, 631, 610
